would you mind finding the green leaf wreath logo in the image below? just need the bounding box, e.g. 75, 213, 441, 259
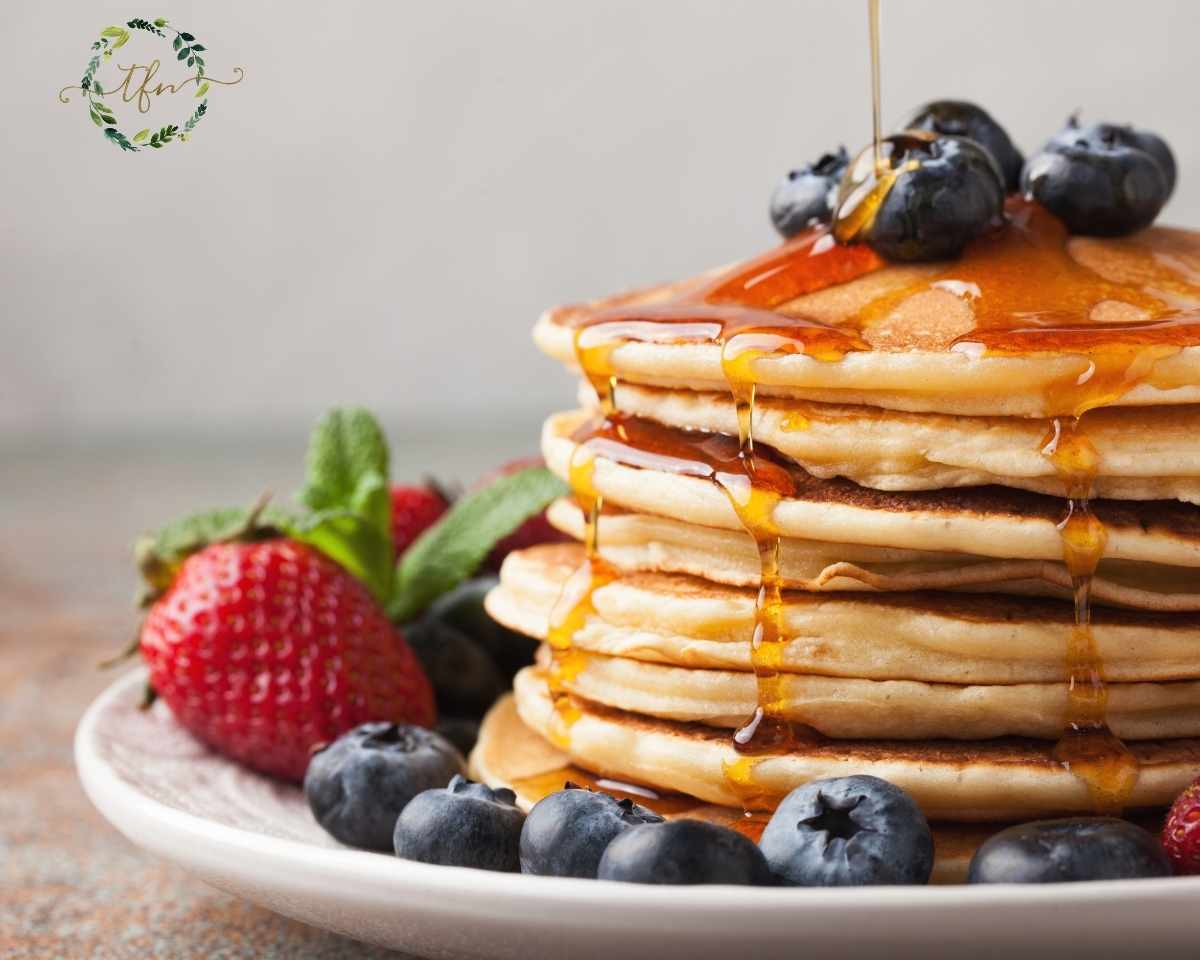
58, 17, 244, 153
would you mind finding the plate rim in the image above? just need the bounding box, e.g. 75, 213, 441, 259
75, 668, 1200, 918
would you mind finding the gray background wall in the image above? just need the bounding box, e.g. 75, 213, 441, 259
4, 0, 1198, 456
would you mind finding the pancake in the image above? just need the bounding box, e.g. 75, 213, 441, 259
535, 209, 1200, 418
529, 643, 1200, 741
543, 410, 1200, 570
545, 498, 1200, 612
511, 667, 1200, 821
593, 382, 1200, 504
489, 544, 1200, 684
469, 693, 1003, 884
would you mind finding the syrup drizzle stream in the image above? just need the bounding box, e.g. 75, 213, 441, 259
1041, 418, 1138, 810
565, 413, 804, 809
543, 340, 619, 748
868, 0, 883, 172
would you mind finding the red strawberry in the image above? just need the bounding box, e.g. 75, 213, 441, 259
1163, 776, 1200, 874
139, 539, 435, 782
478, 457, 570, 571
390, 484, 449, 557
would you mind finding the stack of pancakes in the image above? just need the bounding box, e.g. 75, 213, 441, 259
485, 200, 1200, 825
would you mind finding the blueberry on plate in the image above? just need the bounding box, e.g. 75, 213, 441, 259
1023, 118, 1173, 236
968, 818, 1172, 883
406, 609, 507, 719
520, 783, 664, 878
903, 99, 1024, 192
769, 146, 850, 237
394, 775, 525, 872
758, 775, 933, 886
597, 819, 774, 885
304, 723, 465, 851
835, 132, 1005, 262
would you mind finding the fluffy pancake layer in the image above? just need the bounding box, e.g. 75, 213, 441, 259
545, 498, 1200, 611
529, 644, 1200, 741
489, 544, 1200, 685
543, 410, 1200, 572
597, 382, 1200, 504
511, 667, 1200, 820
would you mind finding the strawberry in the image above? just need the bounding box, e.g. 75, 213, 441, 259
476, 457, 570, 572
391, 484, 449, 557
1163, 776, 1200, 874
140, 539, 434, 782
131, 408, 569, 781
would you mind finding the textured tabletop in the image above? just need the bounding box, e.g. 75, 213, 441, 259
1, 431, 524, 959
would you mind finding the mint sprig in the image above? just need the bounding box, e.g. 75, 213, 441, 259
389, 466, 568, 622
292, 408, 395, 603
135, 408, 567, 621
135, 407, 396, 607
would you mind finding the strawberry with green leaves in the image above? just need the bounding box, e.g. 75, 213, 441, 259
133, 408, 566, 782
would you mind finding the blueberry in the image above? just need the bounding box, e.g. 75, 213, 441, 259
769, 146, 850, 237
520, 783, 664, 878
903, 100, 1024, 192
304, 723, 465, 851
968, 818, 1172, 883
406, 613, 507, 719
597, 819, 774, 885
394, 775, 525, 871
758, 776, 933, 886
436, 716, 481, 757
1023, 118, 1172, 236
836, 132, 1005, 261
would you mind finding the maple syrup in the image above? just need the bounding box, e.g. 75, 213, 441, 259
542, 331, 622, 748
509, 765, 771, 841
1040, 417, 1138, 810
868, 0, 883, 171
565, 413, 814, 806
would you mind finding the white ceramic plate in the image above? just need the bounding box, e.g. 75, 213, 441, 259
77, 670, 1200, 959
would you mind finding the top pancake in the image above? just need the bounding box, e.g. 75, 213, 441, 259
535, 206, 1200, 417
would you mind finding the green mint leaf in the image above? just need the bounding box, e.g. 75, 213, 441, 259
300, 407, 390, 516
389, 466, 568, 622
294, 407, 394, 604
286, 509, 392, 605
